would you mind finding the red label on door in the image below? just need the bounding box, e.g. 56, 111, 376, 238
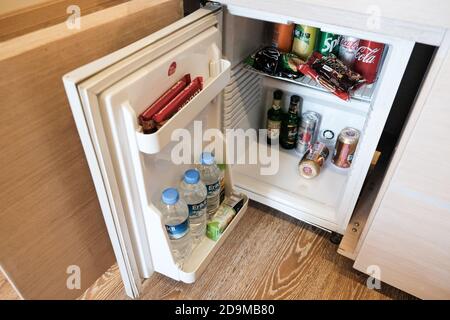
168, 62, 176, 76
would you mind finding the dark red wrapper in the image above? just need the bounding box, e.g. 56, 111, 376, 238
139, 74, 191, 133
153, 76, 203, 124
298, 52, 365, 101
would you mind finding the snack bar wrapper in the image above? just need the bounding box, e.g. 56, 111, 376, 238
251, 46, 281, 75
153, 76, 203, 127
139, 74, 191, 133
276, 53, 304, 80
298, 52, 365, 101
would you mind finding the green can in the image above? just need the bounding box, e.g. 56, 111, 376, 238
316, 31, 340, 56
292, 24, 319, 60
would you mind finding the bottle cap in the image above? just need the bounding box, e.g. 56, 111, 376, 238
273, 89, 283, 100
184, 169, 200, 184
200, 152, 215, 165
161, 188, 179, 205
290, 95, 300, 104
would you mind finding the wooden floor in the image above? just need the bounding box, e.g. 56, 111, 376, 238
78, 201, 414, 300
0, 270, 20, 300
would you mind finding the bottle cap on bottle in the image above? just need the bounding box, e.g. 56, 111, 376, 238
200, 152, 215, 165
273, 89, 283, 100
290, 95, 300, 104
162, 188, 179, 205
184, 169, 200, 184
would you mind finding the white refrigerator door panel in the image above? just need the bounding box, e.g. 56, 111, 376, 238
63, 5, 224, 298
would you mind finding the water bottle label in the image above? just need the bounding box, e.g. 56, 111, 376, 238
206, 181, 220, 195
165, 218, 189, 240
188, 199, 207, 218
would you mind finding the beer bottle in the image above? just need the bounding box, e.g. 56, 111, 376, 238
280, 95, 300, 149
266, 90, 283, 145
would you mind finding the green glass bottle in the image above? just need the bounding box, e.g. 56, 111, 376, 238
267, 90, 283, 145
280, 95, 300, 149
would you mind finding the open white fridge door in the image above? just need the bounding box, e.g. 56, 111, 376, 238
63, 4, 235, 298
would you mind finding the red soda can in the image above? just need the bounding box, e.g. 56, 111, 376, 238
354, 40, 385, 84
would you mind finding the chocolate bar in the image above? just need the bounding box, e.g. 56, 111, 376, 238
153, 76, 203, 125
298, 52, 365, 101
139, 74, 191, 134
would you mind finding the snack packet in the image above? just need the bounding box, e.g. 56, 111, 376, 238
251, 46, 281, 75
276, 53, 304, 79
298, 52, 365, 101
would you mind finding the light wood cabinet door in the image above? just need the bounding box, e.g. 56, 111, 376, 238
0, 0, 182, 299
354, 34, 450, 300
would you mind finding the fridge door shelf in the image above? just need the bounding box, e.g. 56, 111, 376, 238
149, 192, 249, 283
136, 59, 231, 155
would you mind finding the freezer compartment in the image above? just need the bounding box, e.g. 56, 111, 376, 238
137, 59, 231, 154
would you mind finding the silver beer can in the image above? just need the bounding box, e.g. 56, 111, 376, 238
338, 36, 360, 67
296, 111, 321, 155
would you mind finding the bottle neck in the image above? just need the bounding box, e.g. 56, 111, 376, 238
272, 99, 281, 110
288, 103, 298, 114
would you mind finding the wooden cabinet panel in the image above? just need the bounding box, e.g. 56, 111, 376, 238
0, 0, 182, 299
0, 0, 130, 41
354, 34, 450, 300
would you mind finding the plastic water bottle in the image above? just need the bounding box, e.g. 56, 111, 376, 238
160, 188, 192, 266
179, 169, 207, 245
198, 152, 221, 218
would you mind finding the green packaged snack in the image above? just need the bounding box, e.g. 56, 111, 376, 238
277, 53, 304, 79
206, 194, 244, 241
206, 205, 236, 241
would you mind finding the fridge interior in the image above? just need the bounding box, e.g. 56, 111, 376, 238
220, 10, 395, 232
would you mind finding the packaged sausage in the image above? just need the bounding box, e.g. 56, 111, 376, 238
139, 74, 191, 133
153, 76, 203, 126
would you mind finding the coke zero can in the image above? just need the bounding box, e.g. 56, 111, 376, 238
338, 36, 359, 67
354, 40, 385, 84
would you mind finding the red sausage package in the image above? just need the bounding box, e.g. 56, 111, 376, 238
298, 52, 365, 101
153, 76, 203, 128
139, 74, 191, 133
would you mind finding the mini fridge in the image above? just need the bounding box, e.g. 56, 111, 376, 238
63, 2, 419, 298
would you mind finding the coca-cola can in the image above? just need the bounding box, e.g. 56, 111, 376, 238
338, 36, 360, 67
354, 40, 385, 84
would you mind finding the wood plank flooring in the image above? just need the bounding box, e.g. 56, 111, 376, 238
0, 269, 21, 300
79, 201, 414, 300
